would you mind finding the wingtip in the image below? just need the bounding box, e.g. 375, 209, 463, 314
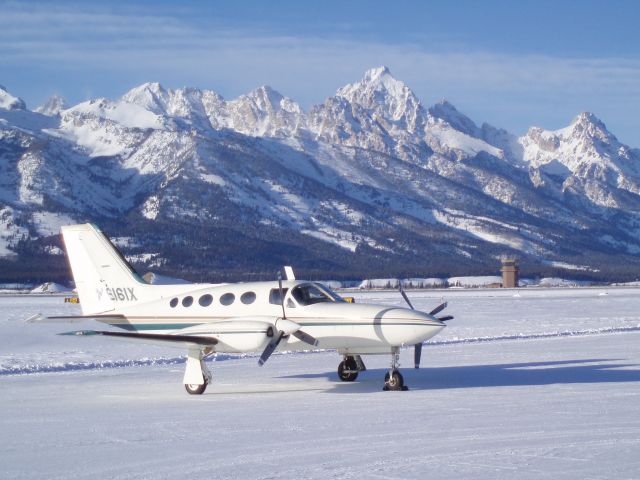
25, 313, 45, 323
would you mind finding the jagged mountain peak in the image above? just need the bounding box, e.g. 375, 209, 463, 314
333, 66, 424, 130
0, 85, 27, 111
245, 85, 284, 104
363, 65, 392, 81
236, 85, 303, 115
121, 82, 170, 114
428, 100, 480, 137
572, 111, 605, 127
567, 111, 616, 143
128, 81, 167, 95
35, 94, 68, 116
337, 66, 416, 104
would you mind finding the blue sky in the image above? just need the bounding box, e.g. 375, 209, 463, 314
2, 0, 639, 145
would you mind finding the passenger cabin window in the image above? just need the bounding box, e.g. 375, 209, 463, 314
291, 283, 343, 306
220, 293, 235, 306
170, 298, 178, 308
199, 294, 213, 307
269, 288, 288, 305
241, 292, 256, 305
182, 296, 193, 307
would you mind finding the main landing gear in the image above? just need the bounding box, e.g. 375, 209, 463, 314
383, 347, 408, 391
184, 348, 213, 395
337, 355, 366, 382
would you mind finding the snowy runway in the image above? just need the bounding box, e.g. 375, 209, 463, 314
2, 289, 640, 479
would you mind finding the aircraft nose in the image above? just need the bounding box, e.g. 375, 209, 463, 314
375, 307, 446, 346
386, 307, 445, 326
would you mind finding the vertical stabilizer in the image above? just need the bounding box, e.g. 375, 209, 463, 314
61, 224, 147, 315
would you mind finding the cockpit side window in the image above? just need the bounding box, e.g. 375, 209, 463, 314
269, 288, 288, 305
291, 283, 343, 306
318, 283, 345, 302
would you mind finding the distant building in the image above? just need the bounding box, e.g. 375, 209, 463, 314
501, 257, 519, 288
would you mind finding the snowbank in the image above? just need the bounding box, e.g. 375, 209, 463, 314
447, 276, 502, 288
29, 282, 70, 294
537, 277, 593, 287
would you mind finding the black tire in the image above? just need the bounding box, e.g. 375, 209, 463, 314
337, 360, 358, 382
185, 380, 207, 395
383, 370, 405, 391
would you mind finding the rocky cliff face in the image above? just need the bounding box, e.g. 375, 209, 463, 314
2, 67, 640, 281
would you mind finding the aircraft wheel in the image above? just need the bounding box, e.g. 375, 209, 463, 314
337, 360, 358, 382
185, 380, 208, 395
383, 370, 407, 391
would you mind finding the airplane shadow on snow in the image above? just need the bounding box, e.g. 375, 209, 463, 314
278, 358, 640, 393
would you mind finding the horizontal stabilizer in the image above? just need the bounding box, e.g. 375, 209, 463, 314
59, 330, 218, 347
26, 314, 126, 323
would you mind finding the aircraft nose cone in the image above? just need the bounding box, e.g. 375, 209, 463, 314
382, 307, 445, 326
375, 307, 445, 346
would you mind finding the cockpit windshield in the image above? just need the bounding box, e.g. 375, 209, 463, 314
291, 283, 344, 306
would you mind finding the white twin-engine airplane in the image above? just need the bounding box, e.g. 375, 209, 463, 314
30, 224, 453, 394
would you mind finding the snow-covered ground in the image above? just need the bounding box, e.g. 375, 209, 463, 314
2, 288, 640, 479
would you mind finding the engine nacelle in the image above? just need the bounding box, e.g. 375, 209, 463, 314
180, 320, 273, 353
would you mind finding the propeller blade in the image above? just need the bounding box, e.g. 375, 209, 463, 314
399, 283, 414, 310
429, 302, 447, 316
292, 329, 319, 347
437, 315, 454, 322
414, 342, 423, 369
258, 331, 285, 366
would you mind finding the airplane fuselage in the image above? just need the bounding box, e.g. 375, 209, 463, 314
98, 280, 445, 356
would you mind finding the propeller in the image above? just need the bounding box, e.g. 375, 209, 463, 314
429, 302, 447, 316
399, 282, 414, 310
398, 282, 423, 369
259, 326, 286, 366
398, 282, 454, 369
429, 302, 454, 322
258, 318, 319, 366
259, 270, 319, 366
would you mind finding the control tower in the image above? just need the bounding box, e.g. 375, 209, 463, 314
501, 257, 519, 288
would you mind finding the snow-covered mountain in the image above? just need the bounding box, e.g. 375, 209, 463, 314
2, 67, 640, 282
0, 85, 26, 111
35, 94, 68, 116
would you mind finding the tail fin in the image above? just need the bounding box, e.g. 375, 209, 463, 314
61, 224, 147, 315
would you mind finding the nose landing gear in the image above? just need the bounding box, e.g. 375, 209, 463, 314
383, 348, 408, 391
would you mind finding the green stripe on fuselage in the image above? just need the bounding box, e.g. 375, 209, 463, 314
111, 321, 440, 332
112, 323, 201, 331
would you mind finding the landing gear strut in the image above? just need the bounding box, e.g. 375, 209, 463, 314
184, 348, 213, 395
337, 355, 366, 382
383, 348, 408, 391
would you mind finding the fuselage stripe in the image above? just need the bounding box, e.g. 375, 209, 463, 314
111, 321, 442, 332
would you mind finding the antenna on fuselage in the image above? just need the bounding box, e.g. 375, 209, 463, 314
277, 270, 287, 320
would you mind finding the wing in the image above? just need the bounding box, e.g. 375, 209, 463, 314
26, 313, 127, 324
59, 329, 218, 348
